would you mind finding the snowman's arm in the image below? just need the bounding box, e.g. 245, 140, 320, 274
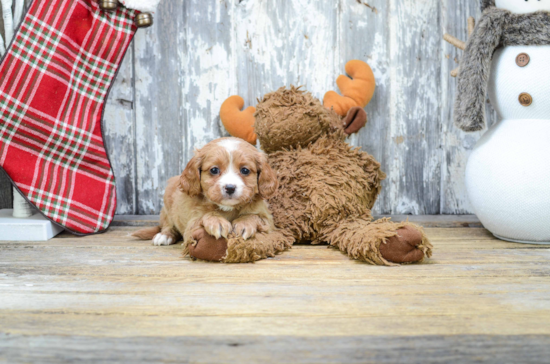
454, 8, 506, 132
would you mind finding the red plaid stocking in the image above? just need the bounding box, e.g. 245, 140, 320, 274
0, 0, 138, 235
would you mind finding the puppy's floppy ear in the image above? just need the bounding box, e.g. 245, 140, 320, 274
180, 153, 203, 197
256, 153, 278, 199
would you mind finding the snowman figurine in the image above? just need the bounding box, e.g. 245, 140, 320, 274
452, 0, 550, 244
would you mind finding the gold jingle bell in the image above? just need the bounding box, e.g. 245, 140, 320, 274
99, 0, 119, 11
135, 13, 154, 28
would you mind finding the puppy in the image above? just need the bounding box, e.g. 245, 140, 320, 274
132, 137, 278, 249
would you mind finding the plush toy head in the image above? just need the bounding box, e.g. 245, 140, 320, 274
254, 87, 370, 153
483, 0, 550, 12
255, 86, 335, 154
220, 60, 376, 151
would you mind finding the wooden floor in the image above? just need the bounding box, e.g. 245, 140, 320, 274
1, 216, 550, 363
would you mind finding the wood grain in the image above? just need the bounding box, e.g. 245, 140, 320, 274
107, 214, 485, 228
0, 0, 496, 215
1, 334, 549, 364
132, 0, 187, 215
1, 225, 550, 362
103, 46, 136, 215
184, 0, 233, 163
340, 0, 391, 214
235, 0, 338, 104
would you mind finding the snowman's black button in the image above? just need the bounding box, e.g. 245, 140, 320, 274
516, 53, 530, 67
519, 93, 533, 107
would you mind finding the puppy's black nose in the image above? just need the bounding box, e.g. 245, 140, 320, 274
224, 184, 236, 195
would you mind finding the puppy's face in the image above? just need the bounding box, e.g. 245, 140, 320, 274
180, 138, 277, 208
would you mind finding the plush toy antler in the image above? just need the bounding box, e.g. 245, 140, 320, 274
220, 95, 257, 144
443, 17, 476, 77
323, 60, 376, 116
220, 60, 376, 143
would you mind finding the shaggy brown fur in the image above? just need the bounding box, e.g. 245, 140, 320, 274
267, 132, 384, 242
255, 87, 433, 266
185, 228, 294, 263
254, 86, 343, 154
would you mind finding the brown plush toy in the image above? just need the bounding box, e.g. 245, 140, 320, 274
192, 60, 432, 265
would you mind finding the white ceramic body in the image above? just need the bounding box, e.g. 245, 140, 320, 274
495, 0, 550, 14
466, 45, 550, 243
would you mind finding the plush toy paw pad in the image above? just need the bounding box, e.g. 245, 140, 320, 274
189, 229, 228, 262
380, 226, 425, 263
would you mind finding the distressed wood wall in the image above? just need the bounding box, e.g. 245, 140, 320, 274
0, 0, 497, 215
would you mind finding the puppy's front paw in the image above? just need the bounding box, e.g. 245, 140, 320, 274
153, 233, 175, 246
202, 216, 232, 239
232, 221, 257, 240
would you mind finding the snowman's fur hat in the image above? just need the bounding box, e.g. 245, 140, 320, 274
481, 0, 495, 11
454, 7, 550, 131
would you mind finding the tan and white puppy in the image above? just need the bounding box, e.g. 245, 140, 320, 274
132, 137, 278, 246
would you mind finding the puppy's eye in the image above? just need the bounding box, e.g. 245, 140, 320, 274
240, 167, 250, 175
210, 167, 220, 175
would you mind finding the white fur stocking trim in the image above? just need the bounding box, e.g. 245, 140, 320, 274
119, 0, 161, 13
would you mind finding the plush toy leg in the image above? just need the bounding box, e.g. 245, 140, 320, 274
184, 228, 294, 263
321, 217, 433, 266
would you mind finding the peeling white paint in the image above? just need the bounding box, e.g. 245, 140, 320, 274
92, 0, 487, 216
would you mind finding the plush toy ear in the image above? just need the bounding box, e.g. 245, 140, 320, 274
220, 96, 257, 145
343, 107, 368, 135
323, 60, 376, 117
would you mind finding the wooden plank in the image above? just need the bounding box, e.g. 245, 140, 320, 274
108, 214, 483, 228
2, 225, 550, 361
375, 214, 483, 228
339, 0, 393, 215
1, 311, 550, 337
183, 0, 235, 159
3, 251, 550, 276
2, 236, 539, 252
111, 214, 160, 226
103, 46, 136, 214
1, 333, 549, 364
133, 0, 187, 214
234, 0, 338, 110
386, 0, 442, 214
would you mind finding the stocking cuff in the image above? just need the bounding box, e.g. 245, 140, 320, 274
120, 0, 161, 13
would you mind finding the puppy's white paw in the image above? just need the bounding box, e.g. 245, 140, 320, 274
232, 221, 257, 240
202, 217, 232, 239
153, 233, 175, 246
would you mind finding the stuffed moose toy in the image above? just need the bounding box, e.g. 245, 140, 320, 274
187, 60, 433, 266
